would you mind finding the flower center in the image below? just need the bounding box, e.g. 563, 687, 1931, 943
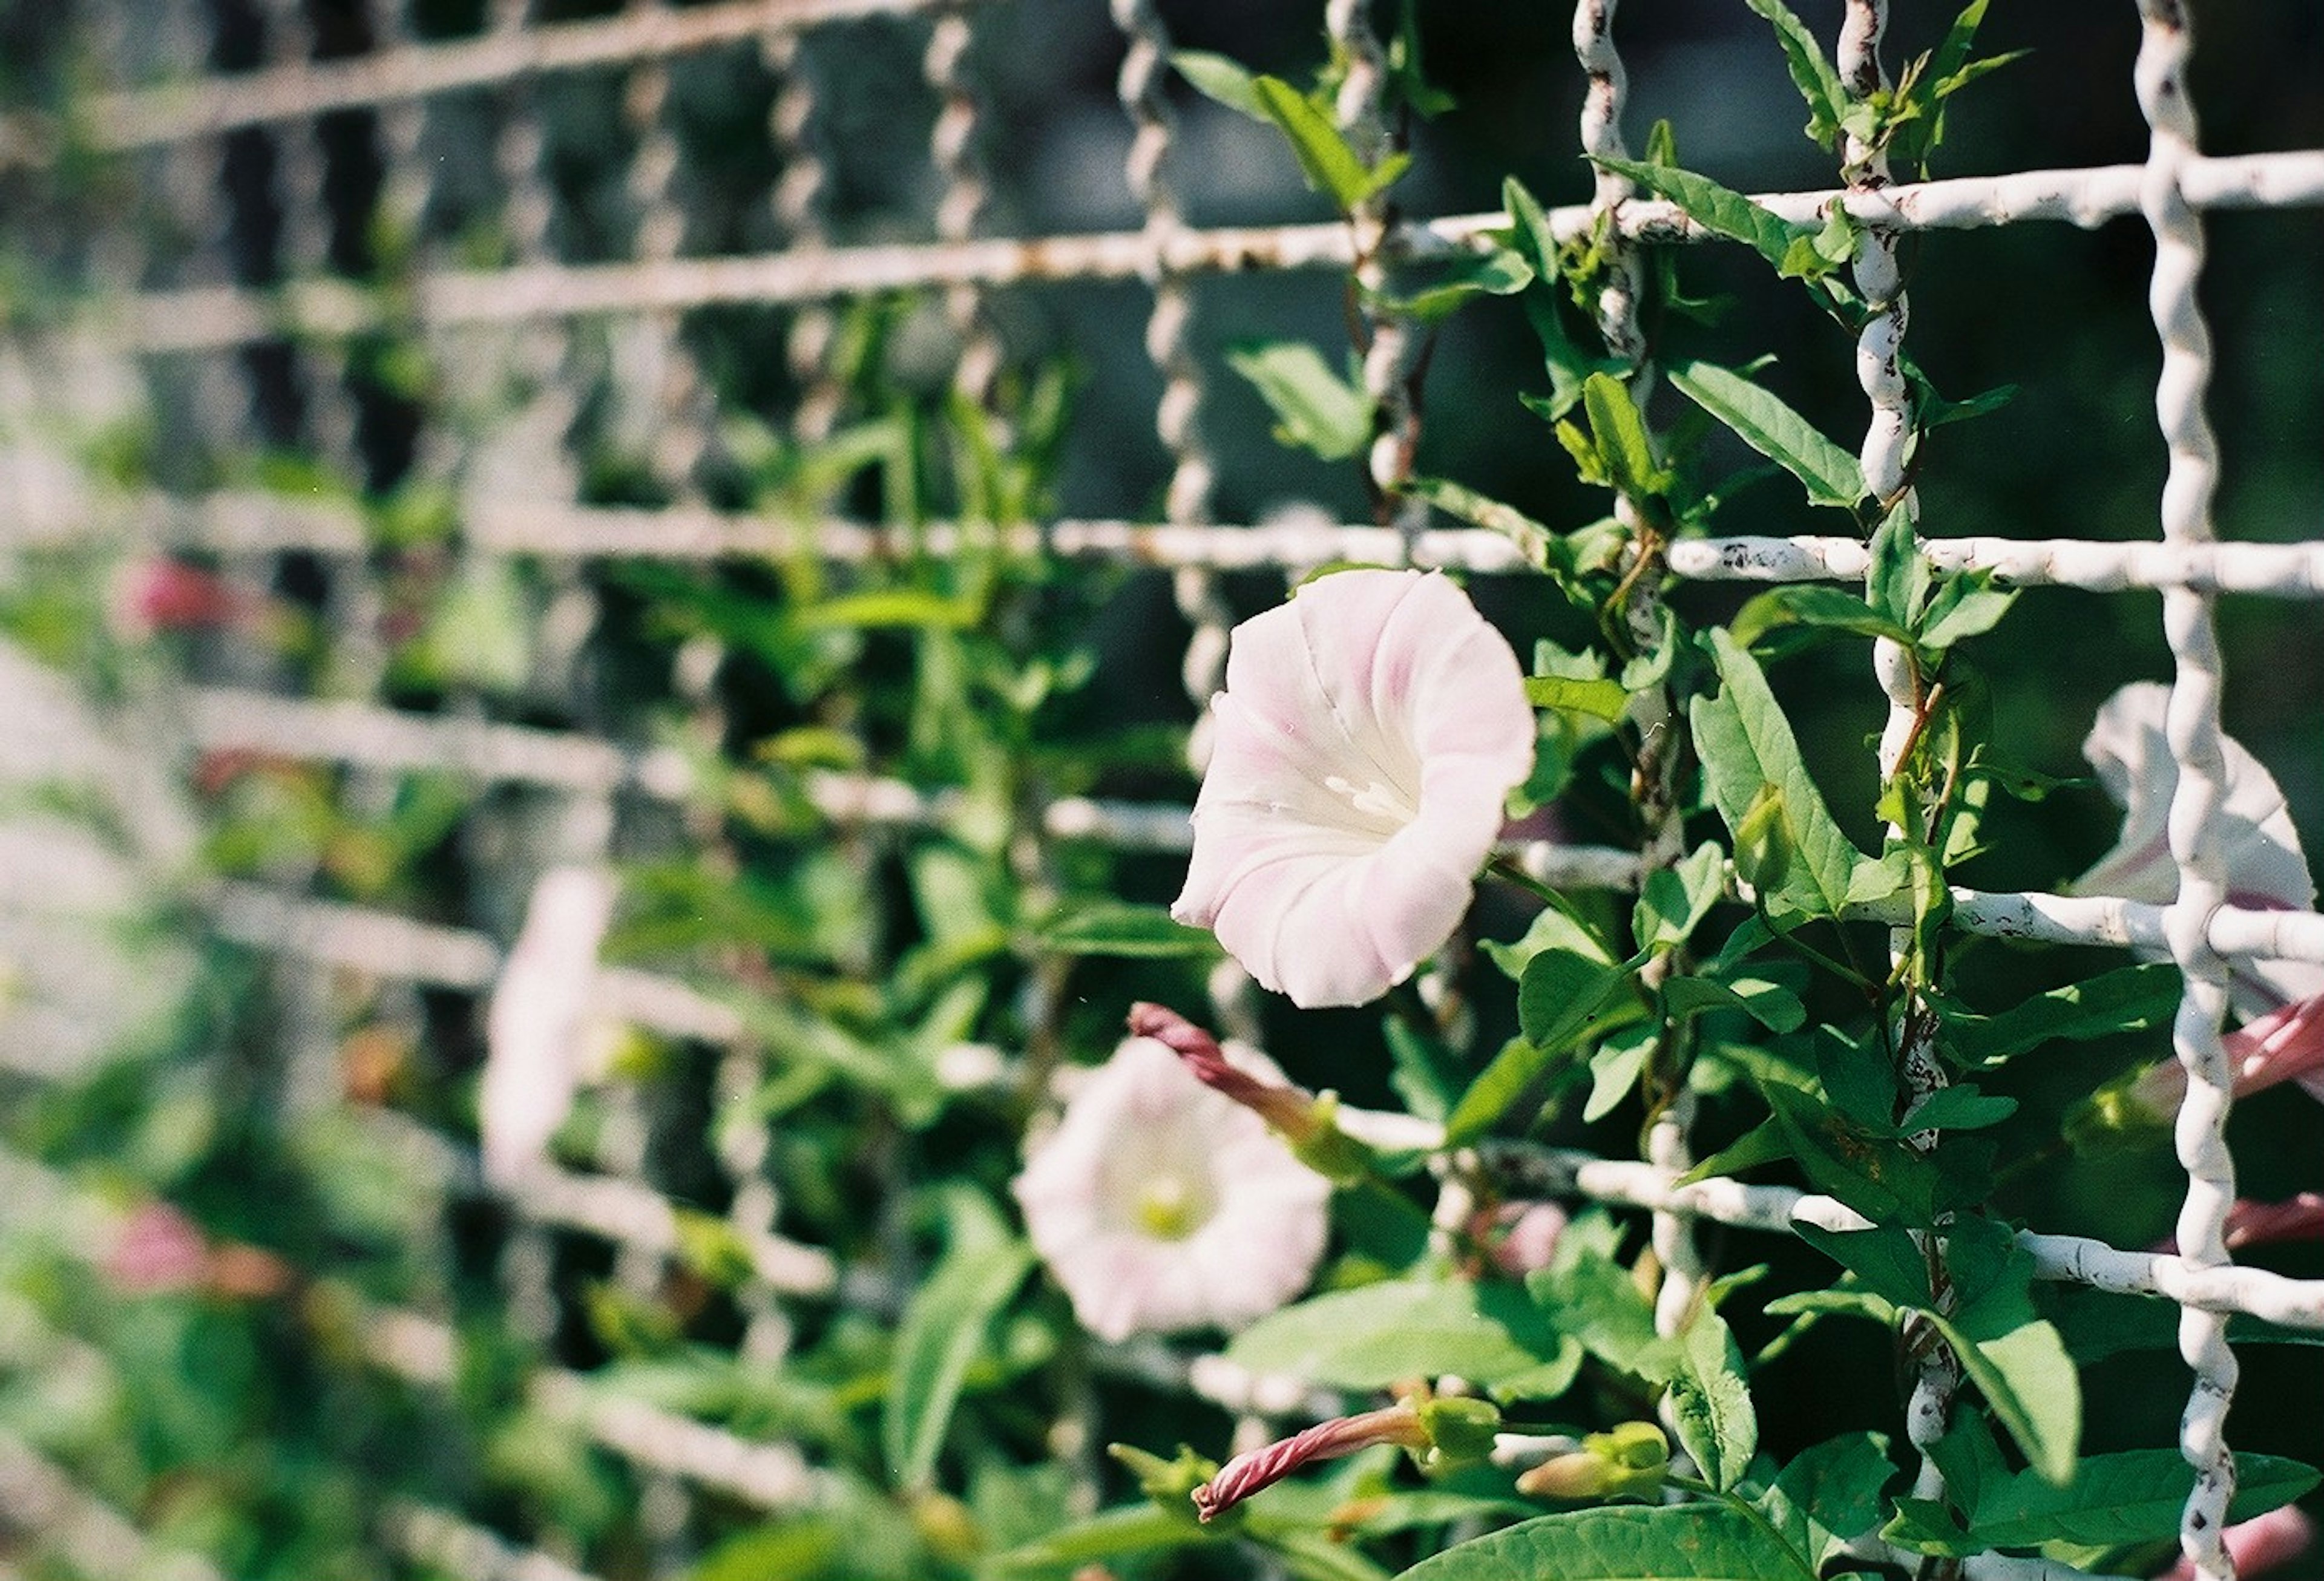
1323, 772, 1419, 830
1134, 1171, 1207, 1240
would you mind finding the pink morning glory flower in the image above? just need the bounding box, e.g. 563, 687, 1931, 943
2075, 681, 2323, 1017
1011, 1033, 1330, 1344
1172, 569, 1535, 1009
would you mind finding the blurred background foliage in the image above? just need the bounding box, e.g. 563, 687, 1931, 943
0, 0, 2319, 1576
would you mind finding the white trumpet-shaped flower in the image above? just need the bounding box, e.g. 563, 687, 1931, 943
1011, 1035, 1330, 1343
482, 866, 618, 1188
1173, 569, 1535, 1009
2075, 681, 2324, 1017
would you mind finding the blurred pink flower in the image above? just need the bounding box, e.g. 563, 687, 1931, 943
1483, 1200, 1569, 1277
1173, 569, 1534, 1009
104, 1200, 210, 1294
2076, 681, 2324, 1017
108, 557, 252, 641
2159, 1505, 2313, 1581
2117, 986, 2324, 1125
2225, 1192, 2324, 1251
1011, 1034, 1330, 1344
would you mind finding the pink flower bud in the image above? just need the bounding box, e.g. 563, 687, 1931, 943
1193, 1404, 1430, 1522
1127, 1002, 1322, 1142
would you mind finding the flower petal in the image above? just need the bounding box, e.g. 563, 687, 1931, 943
1012, 1036, 1330, 1343
1175, 569, 1534, 1009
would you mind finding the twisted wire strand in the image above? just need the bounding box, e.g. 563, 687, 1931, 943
2134, 2, 2241, 1574
764, 28, 843, 444
1326, 0, 1424, 555
924, 5, 1002, 405
1837, 0, 1960, 1505
1571, 0, 1702, 1355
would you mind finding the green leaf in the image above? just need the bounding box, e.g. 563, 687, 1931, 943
1583, 1025, 1655, 1123
1938, 1222, 2081, 1485
1760, 1434, 1897, 1569
1896, 1084, 2015, 1133
1408, 476, 1556, 570
1251, 76, 1405, 209
1172, 50, 1269, 120
1528, 673, 1631, 722
1634, 842, 1729, 954
1900, 1450, 2322, 1553
1731, 586, 1909, 651
1863, 512, 1929, 630
1743, 0, 1846, 148
1666, 1304, 1758, 1491
994, 1503, 1204, 1571
1944, 963, 2181, 1069
1668, 362, 1863, 509
1581, 372, 1670, 500
1765, 1086, 1938, 1228
1664, 975, 1805, 1033
882, 1193, 1034, 1489
1401, 1502, 1817, 1581
1595, 156, 1811, 274
1034, 901, 1218, 959
1690, 630, 1866, 923
1917, 573, 2017, 651
794, 589, 983, 630
1227, 341, 1371, 461
1225, 1278, 1575, 1393
1519, 947, 1646, 1060
1445, 951, 1643, 1142
1387, 249, 1536, 321
1794, 1224, 1931, 1312
1529, 1220, 1668, 1380
1502, 176, 1562, 278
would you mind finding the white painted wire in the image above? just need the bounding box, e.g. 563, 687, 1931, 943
2133, 2, 2242, 1574
4, 2, 2324, 1576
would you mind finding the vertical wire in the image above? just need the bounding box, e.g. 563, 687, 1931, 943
764, 28, 843, 445
924, 4, 1002, 407
1325, 0, 1424, 555
481, 0, 577, 1384
2133, 3, 2240, 1574
608, 10, 720, 1554
1571, 0, 1702, 1348
1838, 0, 1960, 1506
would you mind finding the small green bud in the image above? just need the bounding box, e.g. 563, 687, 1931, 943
1108, 1442, 1218, 1511
1515, 1421, 1669, 1502
1417, 1396, 1503, 1466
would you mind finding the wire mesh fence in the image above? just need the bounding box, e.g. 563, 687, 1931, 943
1, 1, 2321, 1578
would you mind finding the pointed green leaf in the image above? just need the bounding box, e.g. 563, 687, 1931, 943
1760, 1434, 1897, 1569
1667, 1304, 1758, 1491
1742, 0, 1846, 148
884, 1194, 1033, 1489
1035, 901, 1220, 959
1402, 1503, 1817, 1581
1251, 76, 1399, 211
1668, 361, 1863, 509
1172, 50, 1269, 120
1527, 673, 1632, 722
1227, 341, 1371, 461
1595, 157, 1811, 273
1225, 1278, 1575, 1392
1691, 630, 1865, 921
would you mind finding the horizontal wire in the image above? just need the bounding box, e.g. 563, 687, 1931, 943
16, 0, 982, 156
1483, 1145, 2324, 1330
62, 149, 2324, 353
30, 488, 2324, 599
